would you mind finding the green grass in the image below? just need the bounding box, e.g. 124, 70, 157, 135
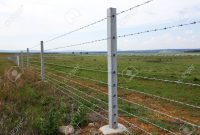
0, 57, 14, 74
29, 54, 200, 105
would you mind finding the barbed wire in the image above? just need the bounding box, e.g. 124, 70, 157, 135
45, 37, 108, 52
116, 0, 153, 16
44, 18, 107, 43
118, 21, 200, 38
44, 54, 107, 58
32, 13, 199, 51
43, 0, 153, 44
43, 66, 200, 128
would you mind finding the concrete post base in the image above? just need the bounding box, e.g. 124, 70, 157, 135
99, 123, 128, 135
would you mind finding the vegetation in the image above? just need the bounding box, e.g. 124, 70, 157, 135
0, 57, 91, 134
1, 53, 200, 134
29, 54, 200, 134
71, 104, 88, 127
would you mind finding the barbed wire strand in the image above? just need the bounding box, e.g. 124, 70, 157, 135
118, 21, 200, 38
42, 21, 200, 51
44, 54, 107, 58
44, 0, 153, 44
45, 37, 108, 52
44, 18, 107, 43
116, 0, 153, 15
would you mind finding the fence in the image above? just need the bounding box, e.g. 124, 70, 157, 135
7, 1, 200, 134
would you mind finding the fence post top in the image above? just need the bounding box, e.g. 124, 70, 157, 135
108, 7, 116, 10
107, 8, 116, 17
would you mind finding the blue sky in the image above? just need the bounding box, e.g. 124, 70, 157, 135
0, 0, 200, 51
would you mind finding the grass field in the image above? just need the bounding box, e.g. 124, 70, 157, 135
26, 54, 200, 134
30, 54, 200, 104
1, 53, 200, 134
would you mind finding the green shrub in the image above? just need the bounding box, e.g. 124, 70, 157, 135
34, 104, 68, 135
41, 96, 55, 106
34, 108, 60, 135
71, 104, 88, 127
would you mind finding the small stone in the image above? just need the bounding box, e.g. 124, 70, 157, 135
88, 112, 104, 122
74, 130, 82, 135
171, 119, 184, 125
88, 123, 95, 127
59, 125, 75, 135
89, 129, 102, 135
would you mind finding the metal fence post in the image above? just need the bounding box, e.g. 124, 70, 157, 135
40, 41, 45, 81
107, 7, 118, 129
27, 48, 29, 67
